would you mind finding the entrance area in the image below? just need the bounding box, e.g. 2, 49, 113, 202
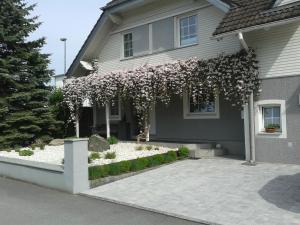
83, 158, 300, 225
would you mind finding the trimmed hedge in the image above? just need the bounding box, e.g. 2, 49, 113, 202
89, 149, 189, 180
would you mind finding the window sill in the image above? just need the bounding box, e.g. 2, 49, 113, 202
184, 113, 220, 120
256, 131, 286, 139
120, 43, 199, 62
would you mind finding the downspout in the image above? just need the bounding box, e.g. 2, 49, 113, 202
238, 32, 256, 164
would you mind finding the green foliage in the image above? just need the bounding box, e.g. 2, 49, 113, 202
88, 151, 181, 180
131, 158, 149, 171
104, 152, 116, 159
148, 154, 164, 167
107, 136, 118, 145
164, 151, 177, 163
119, 160, 131, 173
265, 124, 280, 129
48, 89, 74, 138
178, 146, 189, 159
19, 149, 34, 156
0, 0, 62, 148
90, 152, 100, 160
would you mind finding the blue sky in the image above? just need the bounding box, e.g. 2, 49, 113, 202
26, 0, 110, 75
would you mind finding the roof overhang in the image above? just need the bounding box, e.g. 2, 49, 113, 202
207, 0, 231, 12
212, 15, 300, 39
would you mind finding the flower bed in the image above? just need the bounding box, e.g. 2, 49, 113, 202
89, 149, 189, 181
0, 142, 181, 167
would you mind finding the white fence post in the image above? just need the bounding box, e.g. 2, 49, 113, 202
64, 138, 89, 194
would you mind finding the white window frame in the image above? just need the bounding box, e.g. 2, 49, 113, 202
254, 99, 287, 138
175, 13, 199, 48
109, 98, 121, 121
122, 32, 133, 58
183, 93, 220, 119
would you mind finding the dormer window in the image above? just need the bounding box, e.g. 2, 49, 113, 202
179, 14, 198, 47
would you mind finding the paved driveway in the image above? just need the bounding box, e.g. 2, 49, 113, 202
83, 158, 300, 225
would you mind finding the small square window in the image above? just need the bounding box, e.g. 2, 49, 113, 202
124, 33, 133, 58
179, 15, 198, 46
255, 100, 287, 139
262, 106, 281, 130
189, 96, 216, 113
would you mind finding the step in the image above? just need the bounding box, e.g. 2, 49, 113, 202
189, 148, 225, 159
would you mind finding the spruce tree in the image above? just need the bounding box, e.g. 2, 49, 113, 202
0, 0, 62, 148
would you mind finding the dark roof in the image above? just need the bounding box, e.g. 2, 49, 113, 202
101, 0, 129, 10
214, 0, 300, 36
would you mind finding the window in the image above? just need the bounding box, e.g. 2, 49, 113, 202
262, 106, 281, 130
109, 97, 121, 121
124, 33, 133, 58
123, 25, 149, 58
254, 100, 287, 138
179, 15, 198, 46
152, 17, 174, 52
183, 94, 220, 119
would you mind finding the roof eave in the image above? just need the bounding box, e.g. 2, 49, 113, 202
212, 15, 300, 39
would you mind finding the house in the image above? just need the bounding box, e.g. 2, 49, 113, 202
66, 0, 300, 165
52, 74, 65, 88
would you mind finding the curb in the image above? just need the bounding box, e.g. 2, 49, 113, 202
79, 193, 222, 225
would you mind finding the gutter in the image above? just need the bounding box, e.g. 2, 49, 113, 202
238, 32, 256, 164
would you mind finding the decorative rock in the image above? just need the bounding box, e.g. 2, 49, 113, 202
49, 139, 65, 146
88, 135, 110, 152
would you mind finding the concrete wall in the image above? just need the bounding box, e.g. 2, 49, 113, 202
0, 139, 89, 193
255, 76, 300, 164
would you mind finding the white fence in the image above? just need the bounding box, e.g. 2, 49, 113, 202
0, 138, 89, 194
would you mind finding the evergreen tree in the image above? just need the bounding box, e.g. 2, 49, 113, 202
0, 0, 62, 148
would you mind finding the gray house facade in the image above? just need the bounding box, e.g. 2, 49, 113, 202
67, 0, 300, 164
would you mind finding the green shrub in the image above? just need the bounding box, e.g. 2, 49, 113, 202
146, 145, 153, 151
89, 165, 109, 180
135, 145, 144, 151
164, 151, 177, 163
131, 158, 148, 171
148, 154, 164, 167
90, 152, 100, 160
108, 163, 121, 176
19, 149, 34, 156
178, 146, 189, 159
119, 160, 131, 173
105, 151, 116, 159
31, 144, 37, 150
107, 136, 118, 145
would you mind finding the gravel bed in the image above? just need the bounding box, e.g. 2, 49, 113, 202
0, 142, 177, 166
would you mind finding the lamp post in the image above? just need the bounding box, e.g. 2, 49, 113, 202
60, 38, 67, 74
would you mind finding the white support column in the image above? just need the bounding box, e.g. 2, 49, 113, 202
105, 103, 111, 139
243, 103, 251, 162
75, 115, 80, 138
249, 92, 256, 163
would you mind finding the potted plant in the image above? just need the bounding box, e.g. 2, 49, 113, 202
265, 124, 280, 133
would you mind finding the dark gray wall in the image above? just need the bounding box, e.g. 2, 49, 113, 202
255, 76, 300, 164
152, 96, 245, 156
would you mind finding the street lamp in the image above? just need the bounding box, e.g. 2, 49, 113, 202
60, 38, 67, 74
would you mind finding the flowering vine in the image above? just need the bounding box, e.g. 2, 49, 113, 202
63, 48, 260, 134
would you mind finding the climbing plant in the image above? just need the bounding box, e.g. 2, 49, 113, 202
63, 49, 260, 134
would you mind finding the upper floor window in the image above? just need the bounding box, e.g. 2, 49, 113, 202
124, 33, 133, 58
123, 25, 149, 58
179, 15, 198, 46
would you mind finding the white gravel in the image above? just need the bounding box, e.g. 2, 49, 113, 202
0, 142, 177, 166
